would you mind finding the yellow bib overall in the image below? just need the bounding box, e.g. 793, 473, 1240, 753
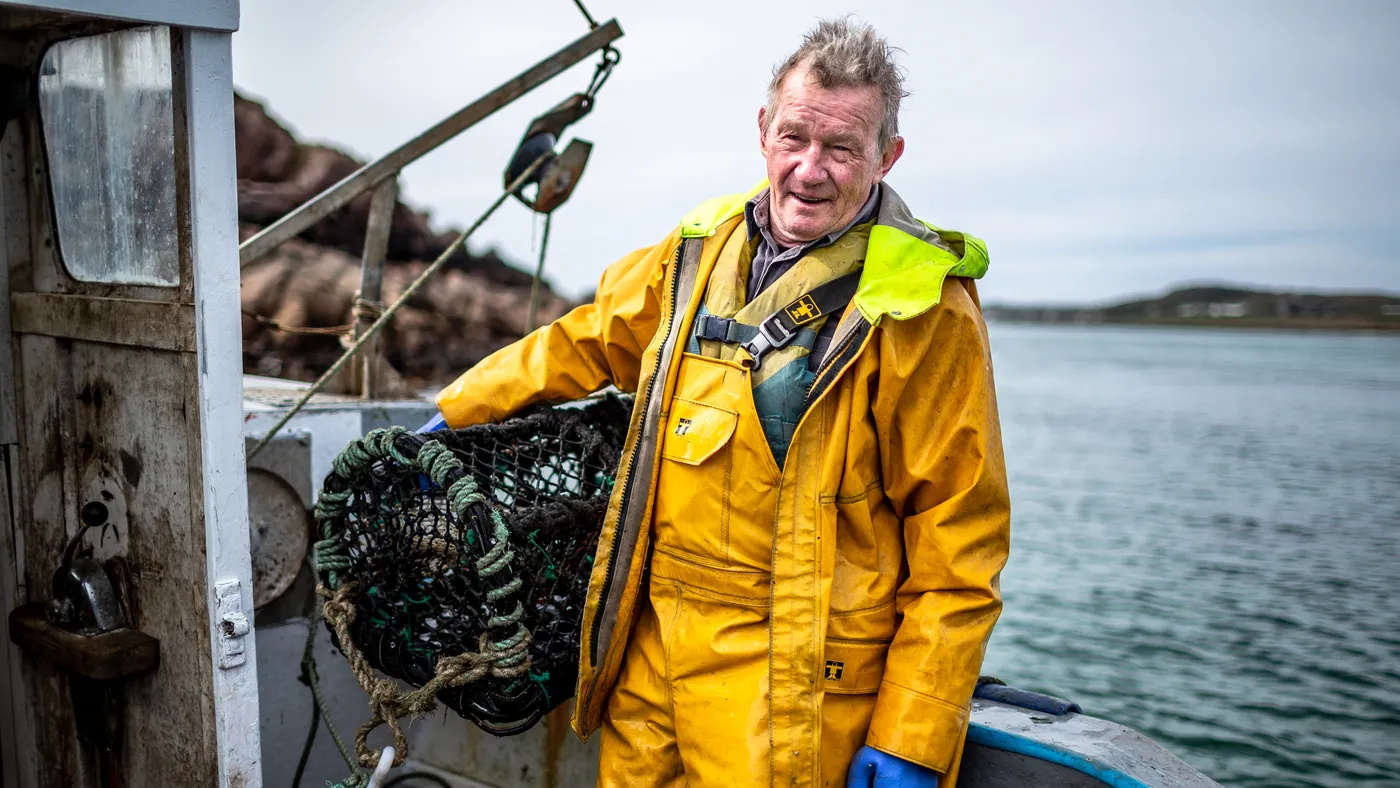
599, 225, 874, 786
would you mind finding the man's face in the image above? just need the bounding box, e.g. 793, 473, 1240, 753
759, 67, 904, 247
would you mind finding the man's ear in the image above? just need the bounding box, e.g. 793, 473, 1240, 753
758, 106, 770, 157
876, 136, 905, 181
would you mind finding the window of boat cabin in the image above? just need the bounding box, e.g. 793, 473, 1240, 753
38, 26, 179, 286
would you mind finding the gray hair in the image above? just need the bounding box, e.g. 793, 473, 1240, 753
764, 17, 907, 149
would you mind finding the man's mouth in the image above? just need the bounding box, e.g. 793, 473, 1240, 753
790, 193, 830, 206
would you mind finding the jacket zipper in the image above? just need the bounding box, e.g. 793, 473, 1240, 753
802, 318, 870, 412
588, 242, 685, 669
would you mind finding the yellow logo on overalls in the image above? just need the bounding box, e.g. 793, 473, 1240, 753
824, 660, 845, 681
786, 295, 820, 323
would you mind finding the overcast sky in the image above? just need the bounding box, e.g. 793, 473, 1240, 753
230, 0, 1399, 305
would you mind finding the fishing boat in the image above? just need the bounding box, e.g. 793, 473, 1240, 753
0, 2, 1222, 785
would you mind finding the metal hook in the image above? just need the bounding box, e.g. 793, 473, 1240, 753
365, 746, 396, 788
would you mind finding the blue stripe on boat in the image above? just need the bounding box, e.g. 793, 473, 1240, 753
966, 723, 1154, 788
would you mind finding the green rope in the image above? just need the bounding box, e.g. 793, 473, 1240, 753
417, 440, 462, 488
314, 429, 421, 588
528, 670, 553, 708
413, 440, 526, 648
314, 538, 351, 570
317, 489, 352, 513
366, 427, 415, 466
486, 576, 523, 601
475, 510, 514, 576
310, 422, 538, 766
294, 557, 368, 788
330, 441, 374, 481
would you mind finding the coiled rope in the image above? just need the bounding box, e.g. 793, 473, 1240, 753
311, 427, 532, 769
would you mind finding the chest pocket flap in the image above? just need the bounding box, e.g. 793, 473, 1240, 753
661, 397, 737, 466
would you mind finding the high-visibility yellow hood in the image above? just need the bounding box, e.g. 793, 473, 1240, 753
680, 181, 990, 324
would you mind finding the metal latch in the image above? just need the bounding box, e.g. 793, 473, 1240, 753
215, 579, 250, 668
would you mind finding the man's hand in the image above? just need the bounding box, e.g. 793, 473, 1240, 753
847, 746, 940, 788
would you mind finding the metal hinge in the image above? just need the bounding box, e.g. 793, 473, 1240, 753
214, 579, 250, 669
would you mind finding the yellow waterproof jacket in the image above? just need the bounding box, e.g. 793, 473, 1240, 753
437, 183, 1010, 785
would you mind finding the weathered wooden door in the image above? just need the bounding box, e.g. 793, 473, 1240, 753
0, 5, 259, 787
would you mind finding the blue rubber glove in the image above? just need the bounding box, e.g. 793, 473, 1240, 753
415, 412, 447, 434
847, 746, 940, 788
414, 413, 448, 491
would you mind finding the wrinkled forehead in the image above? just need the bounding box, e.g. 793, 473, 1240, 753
770, 70, 884, 143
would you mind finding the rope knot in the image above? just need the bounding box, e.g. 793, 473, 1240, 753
353, 296, 386, 323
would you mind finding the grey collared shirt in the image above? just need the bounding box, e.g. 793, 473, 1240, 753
743, 185, 881, 367
743, 184, 881, 302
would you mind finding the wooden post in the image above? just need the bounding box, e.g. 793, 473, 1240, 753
352, 177, 398, 399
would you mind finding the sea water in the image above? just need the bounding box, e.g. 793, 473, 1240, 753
981, 324, 1400, 787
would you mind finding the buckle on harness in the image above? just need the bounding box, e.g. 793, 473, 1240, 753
741, 316, 797, 371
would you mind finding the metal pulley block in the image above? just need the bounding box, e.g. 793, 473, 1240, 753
8, 500, 159, 680
503, 92, 595, 214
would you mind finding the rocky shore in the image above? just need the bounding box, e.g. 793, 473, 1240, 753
236, 93, 571, 391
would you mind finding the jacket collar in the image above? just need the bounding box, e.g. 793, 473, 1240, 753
680, 180, 989, 322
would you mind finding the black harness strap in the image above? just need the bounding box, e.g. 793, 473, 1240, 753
739, 270, 862, 370
693, 314, 819, 352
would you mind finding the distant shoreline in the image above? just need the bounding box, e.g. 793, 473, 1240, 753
985, 283, 1400, 333
985, 316, 1400, 332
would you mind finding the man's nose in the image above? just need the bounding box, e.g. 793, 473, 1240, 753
792, 143, 827, 183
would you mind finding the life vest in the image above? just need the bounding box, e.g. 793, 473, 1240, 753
685, 222, 870, 466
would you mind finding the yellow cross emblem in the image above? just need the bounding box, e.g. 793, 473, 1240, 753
824, 660, 845, 681
786, 295, 820, 323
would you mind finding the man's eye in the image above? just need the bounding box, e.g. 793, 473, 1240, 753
833, 145, 851, 153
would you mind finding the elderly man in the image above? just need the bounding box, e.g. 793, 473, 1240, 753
435, 18, 1010, 788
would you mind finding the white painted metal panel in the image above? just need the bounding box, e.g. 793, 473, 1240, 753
183, 27, 261, 788
0, 0, 238, 32
413, 705, 600, 788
